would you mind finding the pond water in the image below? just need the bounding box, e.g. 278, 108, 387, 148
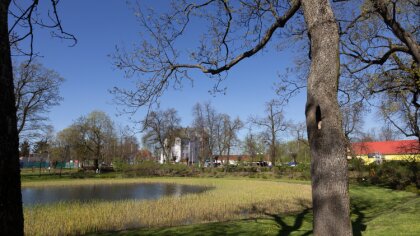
22, 183, 208, 205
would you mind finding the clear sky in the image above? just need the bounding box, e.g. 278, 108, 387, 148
12, 0, 380, 143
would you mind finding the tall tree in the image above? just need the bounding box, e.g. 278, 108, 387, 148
1, 1, 74, 234
250, 100, 288, 166
341, 101, 364, 141
142, 108, 181, 163
56, 125, 90, 165
191, 102, 218, 167
203, 102, 218, 167
0, 1, 23, 233
215, 114, 228, 159
192, 103, 209, 167
214, 113, 243, 165
301, 2, 352, 233
243, 131, 265, 164
14, 61, 64, 139
75, 111, 116, 169
288, 122, 309, 163
112, 0, 352, 234
223, 115, 243, 166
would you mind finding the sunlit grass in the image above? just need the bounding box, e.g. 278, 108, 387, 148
23, 178, 311, 236
89, 185, 419, 236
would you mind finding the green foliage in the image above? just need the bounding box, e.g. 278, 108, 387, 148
116, 161, 200, 177
367, 161, 419, 192
274, 163, 311, 180
348, 158, 365, 172
19, 140, 30, 157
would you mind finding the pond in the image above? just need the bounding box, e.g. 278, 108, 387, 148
22, 183, 208, 205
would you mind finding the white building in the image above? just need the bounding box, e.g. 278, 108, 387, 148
159, 135, 200, 164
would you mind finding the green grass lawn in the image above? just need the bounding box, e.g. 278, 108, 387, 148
90, 184, 419, 236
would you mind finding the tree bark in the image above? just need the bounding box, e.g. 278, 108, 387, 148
0, 0, 24, 235
301, 0, 352, 235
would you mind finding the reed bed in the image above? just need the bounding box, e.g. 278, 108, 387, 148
23, 178, 311, 235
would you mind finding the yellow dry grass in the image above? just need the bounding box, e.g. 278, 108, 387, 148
23, 178, 311, 236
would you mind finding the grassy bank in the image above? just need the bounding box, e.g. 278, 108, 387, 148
23, 178, 311, 236
22, 178, 419, 236
91, 185, 419, 236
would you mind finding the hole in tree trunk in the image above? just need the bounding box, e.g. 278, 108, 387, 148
316, 105, 322, 130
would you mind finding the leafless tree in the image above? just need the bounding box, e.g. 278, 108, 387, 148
243, 131, 258, 164
223, 115, 243, 166
192, 103, 208, 166
340, 101, 365, 141
215, 114, 227, 160
214, 113, 243, 166
250, 99, 287, 166
112, 0, 353, 234
14, 61, 64, 140
142, 108, 181, 163
289, 121, 308, 145
378, 123, 400, 141
287, 121, 309, 162
203, 102, 218, 166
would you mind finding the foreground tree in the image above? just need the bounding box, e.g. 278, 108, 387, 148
1, 1, 74, 234
299, 2, 352, 233
113, 0, 351, 234
0, 2, 23, 232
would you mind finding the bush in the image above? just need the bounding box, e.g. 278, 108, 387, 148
367, 161, 419, 191
115, 161, 200, 177
273, 163, 311, 180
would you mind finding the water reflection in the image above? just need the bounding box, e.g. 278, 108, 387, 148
22, 183, 207, 205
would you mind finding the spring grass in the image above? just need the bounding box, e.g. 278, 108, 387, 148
91, 185, 419, 236
23, 178, 419, 236
23, 178, 311, 236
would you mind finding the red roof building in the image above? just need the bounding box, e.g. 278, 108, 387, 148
351, 140, 420, 155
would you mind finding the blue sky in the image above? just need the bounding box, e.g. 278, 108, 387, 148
12, 0, 381, 143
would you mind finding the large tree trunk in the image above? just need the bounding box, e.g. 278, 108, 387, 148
301, 0, 352, 235
0, 0, 24, 235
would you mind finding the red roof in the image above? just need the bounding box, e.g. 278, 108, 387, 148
352, 140, 420, 155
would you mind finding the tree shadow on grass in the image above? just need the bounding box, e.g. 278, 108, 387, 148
264, 208, 313, 236
264, 198, 367, 236
89, 198, 369, 236
351, 202, 367, 236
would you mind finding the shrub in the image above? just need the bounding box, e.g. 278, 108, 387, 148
367, 161, 419, 191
